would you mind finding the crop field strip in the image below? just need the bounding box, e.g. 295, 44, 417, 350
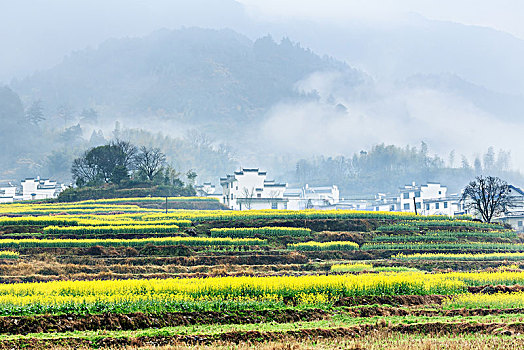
0, 200, 522, 348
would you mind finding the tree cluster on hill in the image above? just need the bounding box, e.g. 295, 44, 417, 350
72, 140, 190, 187
61, 140, 195, 201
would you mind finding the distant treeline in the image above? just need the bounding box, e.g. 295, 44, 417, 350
293, 143, 522, 195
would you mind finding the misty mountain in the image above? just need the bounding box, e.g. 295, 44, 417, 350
12, 28, 365, 127
402, 73, 524, 122
5, 23, 524, 193
261, 14, 524, 97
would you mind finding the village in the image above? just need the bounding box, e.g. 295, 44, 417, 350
2, 168, 524, 232
195, 168, 524, 231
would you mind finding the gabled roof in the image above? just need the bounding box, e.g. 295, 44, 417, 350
264, 183, 286, 187
305, 187, 334, 194
284, 188, 302, 196
509, 185, 524, 196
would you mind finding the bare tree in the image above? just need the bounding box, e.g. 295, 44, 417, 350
241, 187, 255, 210
134, 146, 166, 181
111, 139, 137, 169
71, 155, 98, 186
462, 176, 516, 223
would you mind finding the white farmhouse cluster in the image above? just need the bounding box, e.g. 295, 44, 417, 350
213, 168, 339, 211
199, 168, 459, 214
337, 182, 463, 215
196, 168, 524, 231
0, 177, 66, 203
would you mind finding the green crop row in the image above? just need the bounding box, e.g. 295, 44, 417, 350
377, 220, 502, 232
43, 224, 180, 235
362, 242, 524, 251
142, 209, 465, 222
287, 241, 359, 251
0, 217, 79, 226
210, 227, 311, 238
372, 230, 516, 242
0, 236, 267, 248
394, 252, 524, 261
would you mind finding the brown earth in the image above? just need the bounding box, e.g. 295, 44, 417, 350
334, 295, 446, 307
196, 218, 380, 233
0, 309, 328, 335
468, 284, 524, 293
2, 321, 524, 349
2, 306, 524, 336
345, 306, 524, 318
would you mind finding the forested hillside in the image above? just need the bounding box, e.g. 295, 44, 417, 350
12, 28, 363, 125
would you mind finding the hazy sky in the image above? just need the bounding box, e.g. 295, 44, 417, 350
1, 0, 524, 83
240, 0, 524, 39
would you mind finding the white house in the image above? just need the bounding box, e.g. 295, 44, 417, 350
303, 184, 339, 206
399, 182, 447, 213
284, 184, 340, 210
21, 177, 65, 200
493, 185, 524, 231
220, 168, 288, 210
195, 182, 223, 201
497, 212, 524, 232
0, 183, 17, 203
421, 195, 461, 216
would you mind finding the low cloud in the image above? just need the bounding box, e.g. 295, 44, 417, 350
261, 71, 524, 168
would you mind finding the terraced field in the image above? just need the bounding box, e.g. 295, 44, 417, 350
0, 198, 523, 349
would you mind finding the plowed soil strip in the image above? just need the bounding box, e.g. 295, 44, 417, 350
2, 321, 524, 349
2, 306, 524, 336
0, 309, 328, 335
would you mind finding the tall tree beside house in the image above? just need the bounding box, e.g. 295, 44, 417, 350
461, 176, 516, 223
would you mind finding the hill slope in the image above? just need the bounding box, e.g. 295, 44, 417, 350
12, 28, 365, 125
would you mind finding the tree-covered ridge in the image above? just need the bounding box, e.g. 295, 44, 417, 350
12, 28, 363, 123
